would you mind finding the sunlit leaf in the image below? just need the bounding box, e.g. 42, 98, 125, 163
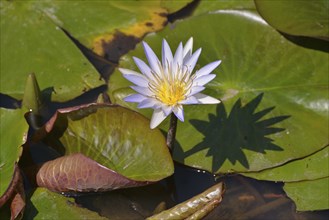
255, 0, 329, 39
24, 187, 107, 220
284, 177, 329, 211
243, 146, 329, 182
32, 1, 169, 58
108, 11, 328, 174
192, 0, 256, 16
0, 108, 28, 200
0, 1, 104, 102
38, 103, 173, 192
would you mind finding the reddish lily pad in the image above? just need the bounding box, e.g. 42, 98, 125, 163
36, 153, 149, 192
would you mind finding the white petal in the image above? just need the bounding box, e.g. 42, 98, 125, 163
142, 41, 161, 75
195, 60, 221, 77
194, 93, 221, 104
179, 96, 199, 105
184, 48, 201, 73
173, 42, 183, 74
183, 37, 193, 60
173, 105, 184, 122
137, 98, 159, 109
161, 105, 172, 116
133, 57, 154, 80
120, 68, 149, 87
150, 108, 167, 129
124, 94, 146, 103
162, 39, 173, 70
130, 86, 154, 96
193, 74, 216, 86
189, 86, 205, 96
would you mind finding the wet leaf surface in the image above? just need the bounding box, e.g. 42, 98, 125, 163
109, 11, 328, 174
147, 182, 224, 220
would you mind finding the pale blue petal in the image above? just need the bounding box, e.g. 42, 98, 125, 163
194, 93, 221, 104
142, 41, 161, 75
173, 42, 183, 73
120, 68, 149, 87
179, 96, 199, 104
130, 86, 154, 96
133, 57, 154, 80
124, 94, 146, 103
161, 105, 172, 116
183, 37, 193, 61
150, 108, 168, 129
184, 48, 201, 73
193, 74, 216, 86
189, 86, 205, 96
162, 39, 173, 69
195, 60, 221, 77
173, 105, 184, 122
137, 98, 159, 109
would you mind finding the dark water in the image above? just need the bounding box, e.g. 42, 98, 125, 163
73, 163, 329, 220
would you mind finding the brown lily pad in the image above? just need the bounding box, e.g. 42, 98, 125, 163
36, 153, 149, 192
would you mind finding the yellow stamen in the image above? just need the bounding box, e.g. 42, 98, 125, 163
156, 81, 187, 106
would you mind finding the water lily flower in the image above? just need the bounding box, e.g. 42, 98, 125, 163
119, 37, 221, 129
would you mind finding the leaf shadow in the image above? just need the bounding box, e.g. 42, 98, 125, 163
182, 93, 290, 171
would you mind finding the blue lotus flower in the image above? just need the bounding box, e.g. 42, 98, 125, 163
119, 38, 221, 128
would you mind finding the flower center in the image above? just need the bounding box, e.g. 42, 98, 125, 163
156, 81, 187, 106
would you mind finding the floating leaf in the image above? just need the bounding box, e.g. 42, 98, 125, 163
36, 153, 149, 192
147, 182, 224, 220
284, 177, 329, 211
243, 146, 329, 182
32, 1, 169, 58
38, 104, 173, 192
24, 187, 107, 220
0, 108, 28, 201
160, 0, 194, 14
192, 0, 256, 16
108, 11, 328, 174
255, 0, 329, 39
0, 0, 104, 102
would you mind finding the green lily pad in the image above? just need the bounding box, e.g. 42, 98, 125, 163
31, 0, 169, 57
42, 104, 173, 184
192, 0, 256, 16
160, 0, 194, 14
255, 0, 329, 39
0, 108, 28, 200
284, 177, 329, 211
108, 11, 328, 174
0, 0, 104, 102
24, 187, 107, 220
243, 146, 329, 182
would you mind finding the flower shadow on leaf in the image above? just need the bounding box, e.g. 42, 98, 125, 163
182, 93, 290, 172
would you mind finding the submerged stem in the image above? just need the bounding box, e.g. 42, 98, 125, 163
166, 113, 178, 153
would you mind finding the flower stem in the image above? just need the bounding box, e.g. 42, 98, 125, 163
166, 113, 178, 153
